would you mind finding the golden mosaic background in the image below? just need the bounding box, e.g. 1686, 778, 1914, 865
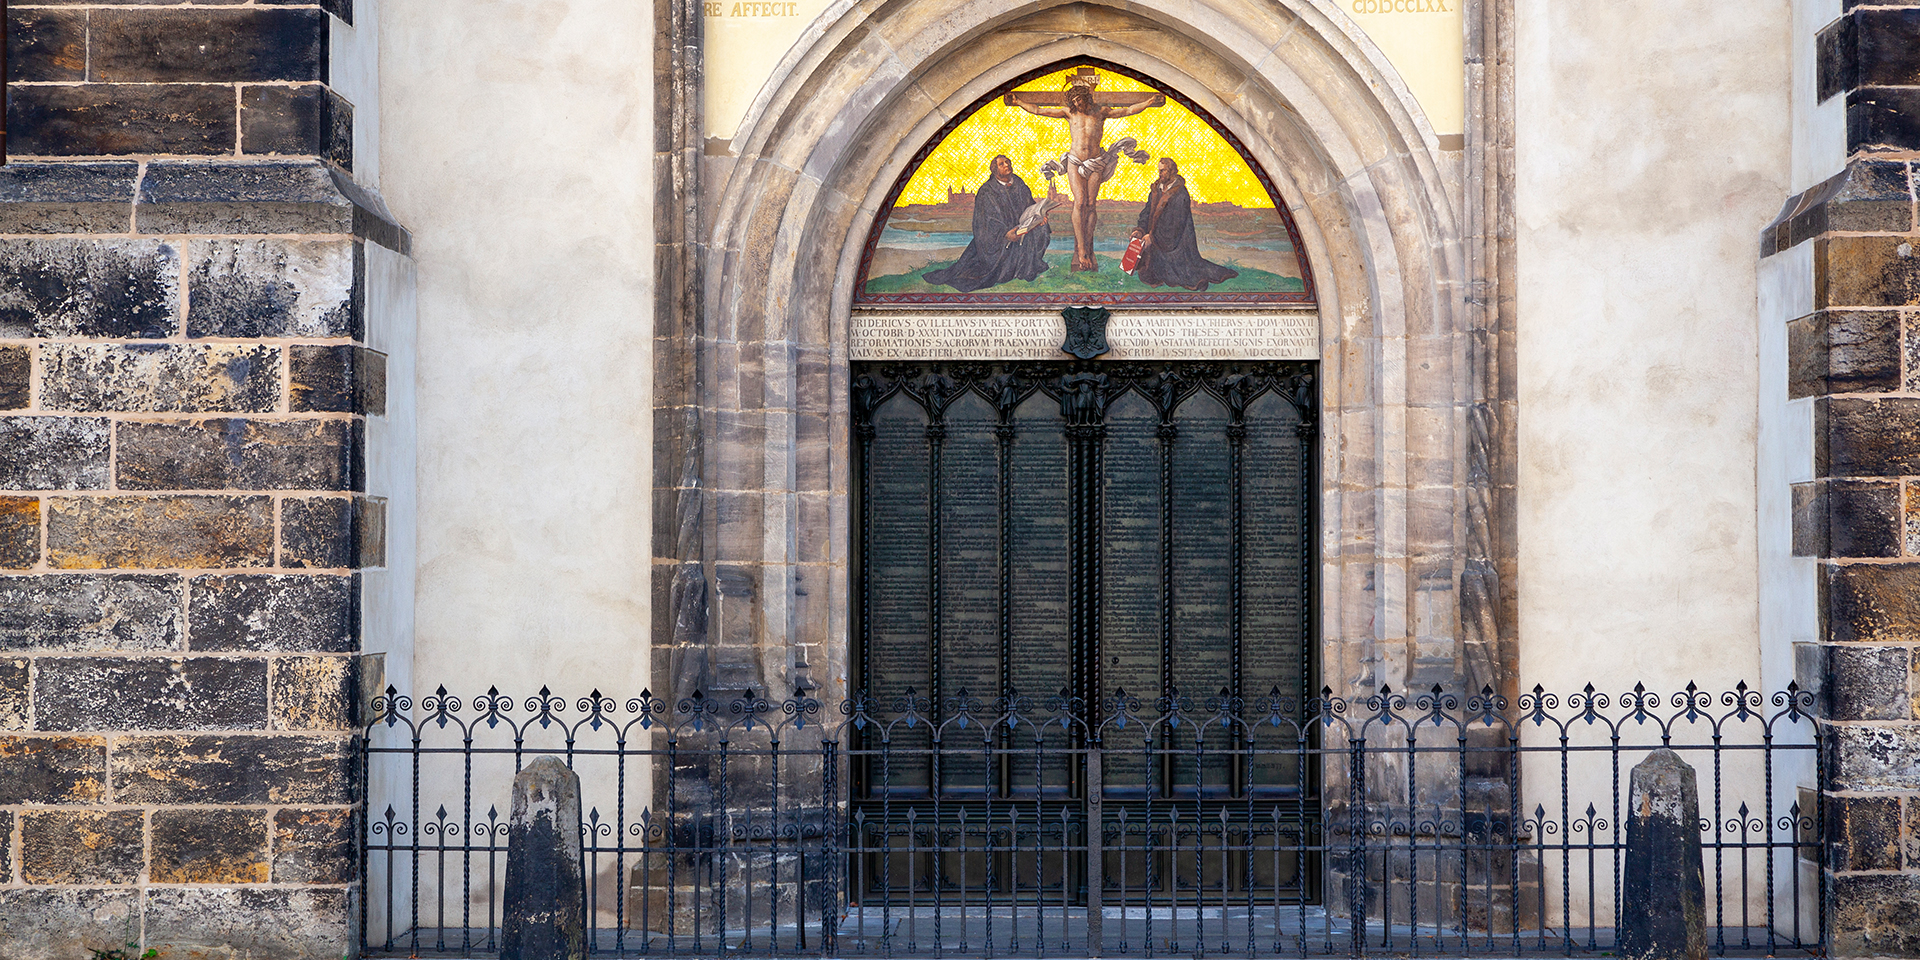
896, 66, 1275, 208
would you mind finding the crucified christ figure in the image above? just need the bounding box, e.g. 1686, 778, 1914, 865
1006, 68, 1166, 272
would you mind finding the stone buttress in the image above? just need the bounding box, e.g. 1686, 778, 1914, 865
1768, 2, 1920, 955
0, 3, 411, 958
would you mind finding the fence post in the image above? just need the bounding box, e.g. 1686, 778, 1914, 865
1621, 748, 1706, 960
1086, 742, 1104, 954
503, 756, 587, 960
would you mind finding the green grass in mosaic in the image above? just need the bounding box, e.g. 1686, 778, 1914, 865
864, 252, 1305, 295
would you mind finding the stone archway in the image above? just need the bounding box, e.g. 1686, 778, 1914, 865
653, 0, 1508, 716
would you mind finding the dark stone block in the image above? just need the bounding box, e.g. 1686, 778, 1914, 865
1796, 641, 1826, 709
255, 0, 352, 25
188, 238, 360, 338
1817, 237, 1920, 309
91, 7, 327, 83
1819, 12, 1858, 102
505, 756, 587, 960
282, 496, 383, 569
47, 495, 275, 569
1787, 310, 1902, 399
0, 573, 183, 652
7, 10, 86, 82
151, 808, 270, 883
1825, 310, 1904, 393
1826, 722, 1920, 791
291, 345, 386, 414
271, 655, 355, 730
0, 657, 26, 730
1792, 483, 1821, 557
34, 656, 268, 731
0, 345, 28, 409
1824, 643, 1912, 721
0, 497, 37, 569
1792, 479, 1902, 557
242, 84, 354, 171
1853, 8, 1920, 89
1825, 794, 1901, 871
0, 163, 140, 233
118, 418, 355, 491
0, 810, 9, 878
279, 496, 349, 570
334, 175, 412, 255
1848, 87, 1920, 154
138, 160, 352, 236
360, 496, 387, 567
0, 736, 106, 803
272, 808, 355, 883
0, 417, 110, 489
0, 239, 179, 339
1622, 751, 1707, 960
20, 809, 143, 883
113, 733, 355, 805
187, 574, 357, 652
1831, 874, 1920, 957
1818, 397, 1920, 477
40, 343, 281, 414
0, 888, 141, 960
1905, 797, 1920, 869
145, 887, 353, 960
1830, 160, 1915, 234
1824, 562, 1920, 643
7, 83, 237, 157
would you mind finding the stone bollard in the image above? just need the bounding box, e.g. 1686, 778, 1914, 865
502, 756, 586, 960
1620, 748, 1707, 960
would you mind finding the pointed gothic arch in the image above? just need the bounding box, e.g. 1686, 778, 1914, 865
654, 0, 1507, 715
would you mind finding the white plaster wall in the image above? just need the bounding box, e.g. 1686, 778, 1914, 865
378, 1, 655, 701
1515, 0, 1790, 697
1514, 1, 1794, 922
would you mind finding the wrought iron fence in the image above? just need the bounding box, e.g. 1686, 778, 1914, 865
360, 682, 1823, 958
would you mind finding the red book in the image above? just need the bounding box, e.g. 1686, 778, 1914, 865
1121, 236, 1144, 273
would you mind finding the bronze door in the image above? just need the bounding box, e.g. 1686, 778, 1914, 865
850, 359, 1319, 912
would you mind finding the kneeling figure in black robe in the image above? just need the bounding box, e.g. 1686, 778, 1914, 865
1131, 158, 1239, 292
925, 155, 1052, 293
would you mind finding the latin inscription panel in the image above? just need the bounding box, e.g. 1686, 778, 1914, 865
851, 309, 1318, 360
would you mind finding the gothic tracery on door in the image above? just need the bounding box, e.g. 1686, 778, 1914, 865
850, 359, 1319, 904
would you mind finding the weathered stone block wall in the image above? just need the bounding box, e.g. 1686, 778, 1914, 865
7, 0, 350, 165
1773, 3, 1920, 954
0, 161, 398, 960
0, 4, 406, 959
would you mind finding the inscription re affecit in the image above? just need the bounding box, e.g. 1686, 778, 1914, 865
704, 1, 800, 15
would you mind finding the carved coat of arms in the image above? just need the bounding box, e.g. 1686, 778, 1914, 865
1060, 305, 1112, 359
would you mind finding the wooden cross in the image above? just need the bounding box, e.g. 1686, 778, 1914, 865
1003, 89, 1164, 109
1002, 67, 1162, 110
1003, 90, 1164, 108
